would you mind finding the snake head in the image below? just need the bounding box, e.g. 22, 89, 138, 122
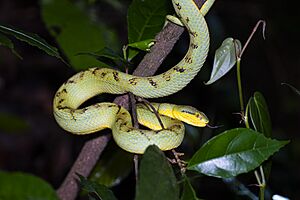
173, 105, 209, 127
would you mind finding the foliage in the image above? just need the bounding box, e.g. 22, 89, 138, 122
126, 0, 170, 60
135, 145, 179, 200
78, 174, 117, 200
41, 0, 118, 70
0, 0, 291, 199
188, 128, 288, 178
0, 171, 58, 200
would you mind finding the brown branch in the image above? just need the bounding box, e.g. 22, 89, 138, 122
56, 1, 204, 199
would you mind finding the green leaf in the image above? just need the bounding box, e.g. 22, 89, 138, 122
127, 39, 155, 51
0, 32, 22, 59
0, 171, 59, 200
41, 0, 118, 70
187, 128, 289, 178
127, 0, 170, 60
0, 112, 29, 134
135, 145, 179, 200
180, 176, 201, 200
89, 143, 133, 187
0, 24, 64, 62
246, 92, 272, 137
77, 47, 127, 69
78, 174, 117, 200
205, 38, 241, 85
245, 92, 273, 180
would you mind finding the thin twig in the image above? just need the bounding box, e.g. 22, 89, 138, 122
238, 20, 266, 58
171, 149, 186, 174
137, 97, 165, 129
129, 93, 139, 128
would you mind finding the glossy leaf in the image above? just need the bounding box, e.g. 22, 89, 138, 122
187, 128, 289, 178
0, 32, 22, 59
180, 176, 201, 200
41, 0, 118, 70
135, 145, 179, 200
127, 0, 170, 60
0, 112, 29, 134
0, 171, 58, 200
247, 92, 272, 137
205, 38, 241, 85
0, 24, 64, 62
89, 143, 133, 187
78, 174, 117, 200
246, 92, 273, 180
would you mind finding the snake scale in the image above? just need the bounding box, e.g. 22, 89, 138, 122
53, 0, 214, 154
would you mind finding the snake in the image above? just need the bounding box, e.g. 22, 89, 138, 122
53, 0, 214, 154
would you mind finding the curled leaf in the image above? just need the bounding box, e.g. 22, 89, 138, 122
205, 38, 241, 85
246, 92, 272, 137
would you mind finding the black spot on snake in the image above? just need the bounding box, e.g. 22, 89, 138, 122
175, 2, 181, 10
67, 79, 76, 84
147, 78, 157, 87
79, 72, 85, 79
162, 72, 171, 81
116, 105, 122, 114
100, 72, 107, 78
91, 68, 100, 75
140, 131, 151, 141
190, 43, 198, 49
191, 31, 198, 37
129, 78, 138, 85
173, 66, 186, 73
184, 56, 193, 64
113, 71, 120, 81
57, 105, 69, 110
58, 99, 65, 104
186, 17, 189, 23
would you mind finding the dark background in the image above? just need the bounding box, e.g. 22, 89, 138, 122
0, 0, 299, 199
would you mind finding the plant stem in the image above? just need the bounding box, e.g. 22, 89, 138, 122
259, 183, 265, 200
259, 166, 266, 200
236, 57, 244, 115
235, 20, 267, 200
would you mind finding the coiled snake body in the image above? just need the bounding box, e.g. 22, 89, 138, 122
53, 0, 214, 154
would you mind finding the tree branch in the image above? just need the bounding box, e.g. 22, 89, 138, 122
56, 1, 204, 199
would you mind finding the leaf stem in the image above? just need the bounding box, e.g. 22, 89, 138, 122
238, 20, 266, 59
235, 19, 267, 200
236, 57, 244, 115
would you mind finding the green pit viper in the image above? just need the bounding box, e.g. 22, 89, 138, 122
53, 0, 215, 154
